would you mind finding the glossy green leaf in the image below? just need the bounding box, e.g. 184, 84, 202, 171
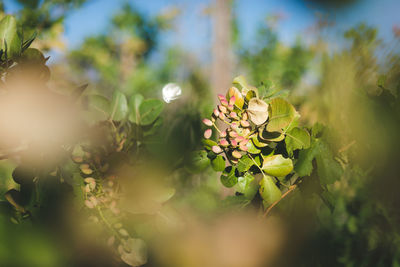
262, 155, 293, 177
211, 155, 225, 172
220, 166, 238, 188
0, 15, 21, 59
266, 98, 296, 132
237, 155, 254, 172
259, 175, 281, 207
128, 93, 144, 124
139, 99, 164, 125
285, 127, 311, 156
246, 139, 261, 154
110, 90, 128, 121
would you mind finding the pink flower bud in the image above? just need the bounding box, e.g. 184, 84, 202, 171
229, 95, 236, 105
219, 139, 229, 147
220, 99, 229, 107
232, 150, 242, 159
218, 105, 227, 113
240, 120, 250, 127
213, 108, 220, 117
212, 145, 223, 154
240, 139, 249, 146
218, 94, 226, 102
239, 144, 248, 151
235, 136, 245, 142
220, 131, 227, 137
229, 131, 238, 138
227, 104, 234, 111
219, 112, 226, 120
229, 112, 237, 119
231, 139, 238, 146
204, 129, 212, 139
203, 118, 213, 127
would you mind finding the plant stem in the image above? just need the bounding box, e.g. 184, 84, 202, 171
248, 154, 266, 177
263, 185, 297, 218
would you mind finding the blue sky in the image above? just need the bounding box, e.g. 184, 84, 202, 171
3, 0, 400, 56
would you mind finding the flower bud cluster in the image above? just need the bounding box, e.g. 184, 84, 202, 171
203, 88, 254, 164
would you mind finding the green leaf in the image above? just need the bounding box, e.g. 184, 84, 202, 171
262, 155, 293, 177
128, 94, 144, 124
21, 31, 37, 51
247, 98, 269, 125
233, 75, 258, 99
235, 172, 258, 199
237, 155, 254, 172
285, 127, 311, 156
251, 135, 269, 148
258, 127, 284, 142
295, 144, 316, 177
246, 139, 261, 154
202, 139, 218, 150
139, 99, 164, 126
258, 80, 276, 98
312, 122, 324, 138
259, 175, 281, 207
266, 98, 296, 132
220, 166, 238, 188
295, 138, 343, 185
110, 90, 128, 121
88, 94, 111, 120
211, 155, 225, 172
315, 141, 343, 185
0, 15, 21, 59
19, 48, 45, 63
186, 150, 210, 173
